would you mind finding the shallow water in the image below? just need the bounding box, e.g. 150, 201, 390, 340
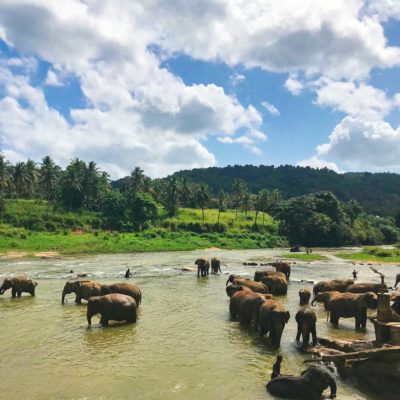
0, 248, 398, 400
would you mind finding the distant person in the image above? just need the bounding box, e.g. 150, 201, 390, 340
125, 268, 132, 278
271, 355, 283, 379
69, 270, 74, 274
352, 270, 358, 280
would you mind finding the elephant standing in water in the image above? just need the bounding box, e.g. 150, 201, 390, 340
345, 282, 387, 293
295, 306, 317, 349
61, 280, 102, 304
311, 291, 340, 310
226, 275, 269, 294
261, 273, 288, 296
271, 261, 291, 280
210, 257, 222, 274
87, 293, 137, 326
195, 258, 210, 277
313, 279, 354, 297
225, 284, 253, 297
259, 299, 290, 347
267, 365, 337, 400
299, 288, 311, 306
0, 276, 38, 297
329, 292, 377, 329
100, 282, 142, 306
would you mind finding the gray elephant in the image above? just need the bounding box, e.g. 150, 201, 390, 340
87, 293, 138, 326
345, 282, 387, 294
299, 288, 311, 306
0, 276, 38, 297
271, 261, 291, 279
226, 274, 269, 293
259, 299, 290, 347
295, 306, 317, 349
210, 257, 222, 274
329, 292, 377, 329
61, 280, 102, 304
311, 291, 340, 310
195, 258, 210, 277
226, 284, 253, 297
395, 273, 400, 288
229, 290, 273, 318
261, 272, 288, 295
254, 269, 283, 282
313, 279, 354, 297
267, 365, 337, 400
100, 282, 142, 306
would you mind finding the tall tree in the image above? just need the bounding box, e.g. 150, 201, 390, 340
13, 162, 28, 198
217, 190, 226, 224
0, 153, 12, 198
128, 167, 145, 194
242, 191, 252, 218
233, 178, 245, 221
40, 156, 59, 202
181, 176, 192, 208
62, 158, 86, 211
166, 177, 179, 216
25, 159, 40, 198
196, 183, 210, 222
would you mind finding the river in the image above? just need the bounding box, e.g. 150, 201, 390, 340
0, 248, 398, 399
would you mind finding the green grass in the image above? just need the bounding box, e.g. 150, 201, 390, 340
337, 246, 400, 262
0, 228, 286, 256
279, 253, 328, 261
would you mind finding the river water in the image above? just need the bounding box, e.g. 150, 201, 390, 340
0, 248, 399, 400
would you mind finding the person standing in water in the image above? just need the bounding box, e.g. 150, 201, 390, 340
125, 268, 132, 278
352, 270, 358, 280
271, 355, 283, 379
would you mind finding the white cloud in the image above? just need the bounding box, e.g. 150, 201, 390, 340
261, 101, 280, 116
45, 70, 63, 86
284, 75, 303, 95
314, 79, 394, 119
316, 116, 400, 171
297, 156, 342, 173
230, 73, 245, 86
364, 0, 400, 21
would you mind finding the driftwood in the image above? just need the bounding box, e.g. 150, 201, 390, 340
320, 346, 400, 363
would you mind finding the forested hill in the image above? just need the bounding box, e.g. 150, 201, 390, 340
168, 165, 400, 216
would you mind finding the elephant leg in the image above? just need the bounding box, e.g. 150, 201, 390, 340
296, 323, 302, 342
30, 288, 36, 296
361, 310, 367, 329
17, 291, 22, 297
302, 330, 310, 348
100, 315, 109, 326
76, 295, 82, 304
11, 287, 17, 298
330, 312, 339, 326
197, 267, 200, 278
311, 325, 317, 346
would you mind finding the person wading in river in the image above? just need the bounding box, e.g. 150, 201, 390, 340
271, 356, 283, 379
125, 268, 132, 278
352, 270, 359, 280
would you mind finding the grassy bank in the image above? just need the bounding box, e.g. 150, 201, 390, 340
0, 229, 285, 256
279, 253, 328, 261
337, 246, 400, 263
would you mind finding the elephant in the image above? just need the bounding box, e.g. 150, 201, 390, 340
290, 245, 301, 253
311, 291, 340, 310
100, 282, 142, 306
254, 269, 283, 282
258, 299, 290, 347
295, 305, 317, 348
239, 292, 274, 325
299, 288, 311, 306
0, 275, 38, 297
271, 261, 291, 279
61, 280, 102, 304
210, 257, 222, 274
87, 293, 137, 326
195, 258, 210, 277
226, 275, 269, 294
313, 279, 354, 297
225, 284, 253, 297
261, 273, 288, 296
328, 292, 377, 329
395, 273, 400, 288
345, 282, 387, 294
266, 365, 337, 400
229, 290, 273, 318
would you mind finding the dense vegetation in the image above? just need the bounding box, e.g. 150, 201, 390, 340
0, 153, 399, 254
160, 164, 400, 217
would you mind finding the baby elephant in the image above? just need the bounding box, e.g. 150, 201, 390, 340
0, 276, 38, 297
87, 293, 138, 326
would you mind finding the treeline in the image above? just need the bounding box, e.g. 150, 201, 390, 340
0, 154, 399, 246
168, 164, 400, 216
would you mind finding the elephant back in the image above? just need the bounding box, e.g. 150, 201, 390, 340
102, 282, 142, 305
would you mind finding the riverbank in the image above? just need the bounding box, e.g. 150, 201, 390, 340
0, 229, 286, 257
337, 246, 400, 264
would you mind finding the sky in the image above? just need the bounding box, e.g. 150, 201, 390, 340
0, 0, 400, 178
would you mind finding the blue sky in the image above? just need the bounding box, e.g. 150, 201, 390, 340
0, 1, 400, 178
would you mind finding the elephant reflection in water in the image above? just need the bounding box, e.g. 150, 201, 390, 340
267, 365, 337, 400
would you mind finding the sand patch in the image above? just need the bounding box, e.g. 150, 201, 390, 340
203, 247, 221, 251
1, 250, 60, 259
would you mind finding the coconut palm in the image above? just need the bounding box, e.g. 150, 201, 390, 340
128, 167, 145, 194
13, 162, 28, 198
166, 177, 179, 216
25, 159, 40, 198
40, 156, 59, 202
233, 178, 245, 221
217, 190, 226, 224
196, 183, 210, 222
242, 191, 252, 218
0, 153, 12, 197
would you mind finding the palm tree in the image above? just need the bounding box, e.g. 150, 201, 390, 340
233, 178, 245, 221
166, 177, 179, 216
181, 176, 192, 208
254, 193, 262, 226
128, 167, 145, 193
63, 158, 86, 211
242, 191, 252, 218
40, 156, 59, 202
13, 162, 28, 198
0, 153, 12, 198
84, 161, 101, 209
196, 183, 210, 222
25, 159, 40, 199
259, 189, 269, 225
217, 190, 226, 224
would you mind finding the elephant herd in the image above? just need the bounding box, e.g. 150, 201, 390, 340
0, 275, 142, 327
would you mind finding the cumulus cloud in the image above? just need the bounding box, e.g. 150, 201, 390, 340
230, 73, 245, 87
316, 116, 400, 171
45, 70, 63, 86
297, 156, 342, 173
284, 75, 304, 95
261, 101, 280, 116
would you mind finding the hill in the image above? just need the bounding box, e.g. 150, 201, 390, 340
166, 165, 400, 216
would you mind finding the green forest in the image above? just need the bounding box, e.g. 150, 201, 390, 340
0, 153, 399, 254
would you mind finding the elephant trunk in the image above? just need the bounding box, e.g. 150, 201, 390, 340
327, 374, 337, 397
311, 298, 316, 306
61, 289, 67, 304
0, 286, 4, 295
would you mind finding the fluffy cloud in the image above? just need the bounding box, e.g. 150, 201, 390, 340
261, 101, 280, 116
297, 156, 342, 173
284, 75, 304, 95
316, 116, 400, 171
